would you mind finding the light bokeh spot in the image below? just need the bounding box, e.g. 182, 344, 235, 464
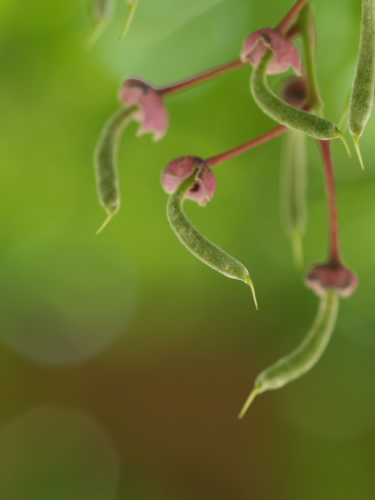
0, 406, 120, 500
0, 213, 138, 365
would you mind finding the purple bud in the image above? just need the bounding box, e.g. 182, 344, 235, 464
161, 156, 217, 206
119, 79, 168, 141
305, 262, 358, 298
241, 28, 301, 75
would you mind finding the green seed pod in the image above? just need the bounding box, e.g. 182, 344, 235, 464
251, 50, 350, 152
348, 0, 375, 170
280, 129, 307, 269
167, 171, 258, 309
94, 106, 137, 234
239, 288, 338, 418
81, 0, 116, 52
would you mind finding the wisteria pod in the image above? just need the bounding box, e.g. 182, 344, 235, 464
348, 0, 375, 170
239, 288, 338, 418
94, 106, 137, 234
165, 164, 258, 309
252, 50, 345, 141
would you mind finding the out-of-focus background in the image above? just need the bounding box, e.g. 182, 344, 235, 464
1, 0, 375, 498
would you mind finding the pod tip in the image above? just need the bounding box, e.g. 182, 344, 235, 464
119, 0, 137, 40
80, 22, 104, 54
246, 276, 259, 310
353, 136, 365, 171
96, 208, 116, 235
238, 385, 262, 420
336, 129, 351, 158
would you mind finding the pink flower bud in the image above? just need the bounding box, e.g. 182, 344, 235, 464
241, 28, 301, 75
305, 262, 358, 298
161, 156, 216, 206
119, 79, 168, 141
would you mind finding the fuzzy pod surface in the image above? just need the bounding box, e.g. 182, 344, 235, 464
94, 106, 137, 222
349, 0, 375, 140
251, 50, 342, 140
167, 172, 258, 308
239, 288, 338, 417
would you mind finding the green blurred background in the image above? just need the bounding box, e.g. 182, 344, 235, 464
1, 0, 375, 498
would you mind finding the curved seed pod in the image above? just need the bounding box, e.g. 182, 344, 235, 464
280, 129, 307, 269
167, 171, 258, 309
94, 105, 137, 234
239, 288, 338, 418
348, 0, 375, 170
81, 0, 116, 52
251, 50, 350, 153
119, 0, 138, 40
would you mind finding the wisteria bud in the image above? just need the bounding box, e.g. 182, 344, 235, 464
161, 156, 216, 206
305, 262, 358, 298
241, 28, 301, 75
119, 79, 168, 141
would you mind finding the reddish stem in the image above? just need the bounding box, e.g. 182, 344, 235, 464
159, 59, 244, 97
157, 0, 304, 99
206, 102, 309, 167
319, 140, 342, 266
276, 0, 310, 34
205, 125, 286, 168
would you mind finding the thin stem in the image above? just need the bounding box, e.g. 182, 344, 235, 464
299, 4, 323, 115
206, 102, 310, 168
205, 125, 286, 168
159, 59, 244, 97
158, 5, 302, 100
276, 0, 310, 35
319, 141, 341, 266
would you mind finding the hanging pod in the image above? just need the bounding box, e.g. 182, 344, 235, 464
280, 129, 307, 269
348, 0, 375, 170
251, 50, 351, 154
94, 105, 137, 234
167, 170, 258, 309
239, 288, 339, 418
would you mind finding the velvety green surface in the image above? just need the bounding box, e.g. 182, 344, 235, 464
1, 0, 375, 499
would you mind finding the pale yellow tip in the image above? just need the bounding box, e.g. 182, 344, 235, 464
96, 210, 115, 235
291, 231, 303, 270
119, 1, 137, 40
353, 136, 365, 171
336, 129, 352, 158
238, 385, 262, 420
80, 22, 105, 53
246, 276, 259, 310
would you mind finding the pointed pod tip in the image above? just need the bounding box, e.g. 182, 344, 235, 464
238, 385, 262, 420
335, 129, 352, 158
79, 22, 104, 54
96, 208, 116, 235
119, 0, 137, 40
246, 276, 259, 310
352, 136, 365, 171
